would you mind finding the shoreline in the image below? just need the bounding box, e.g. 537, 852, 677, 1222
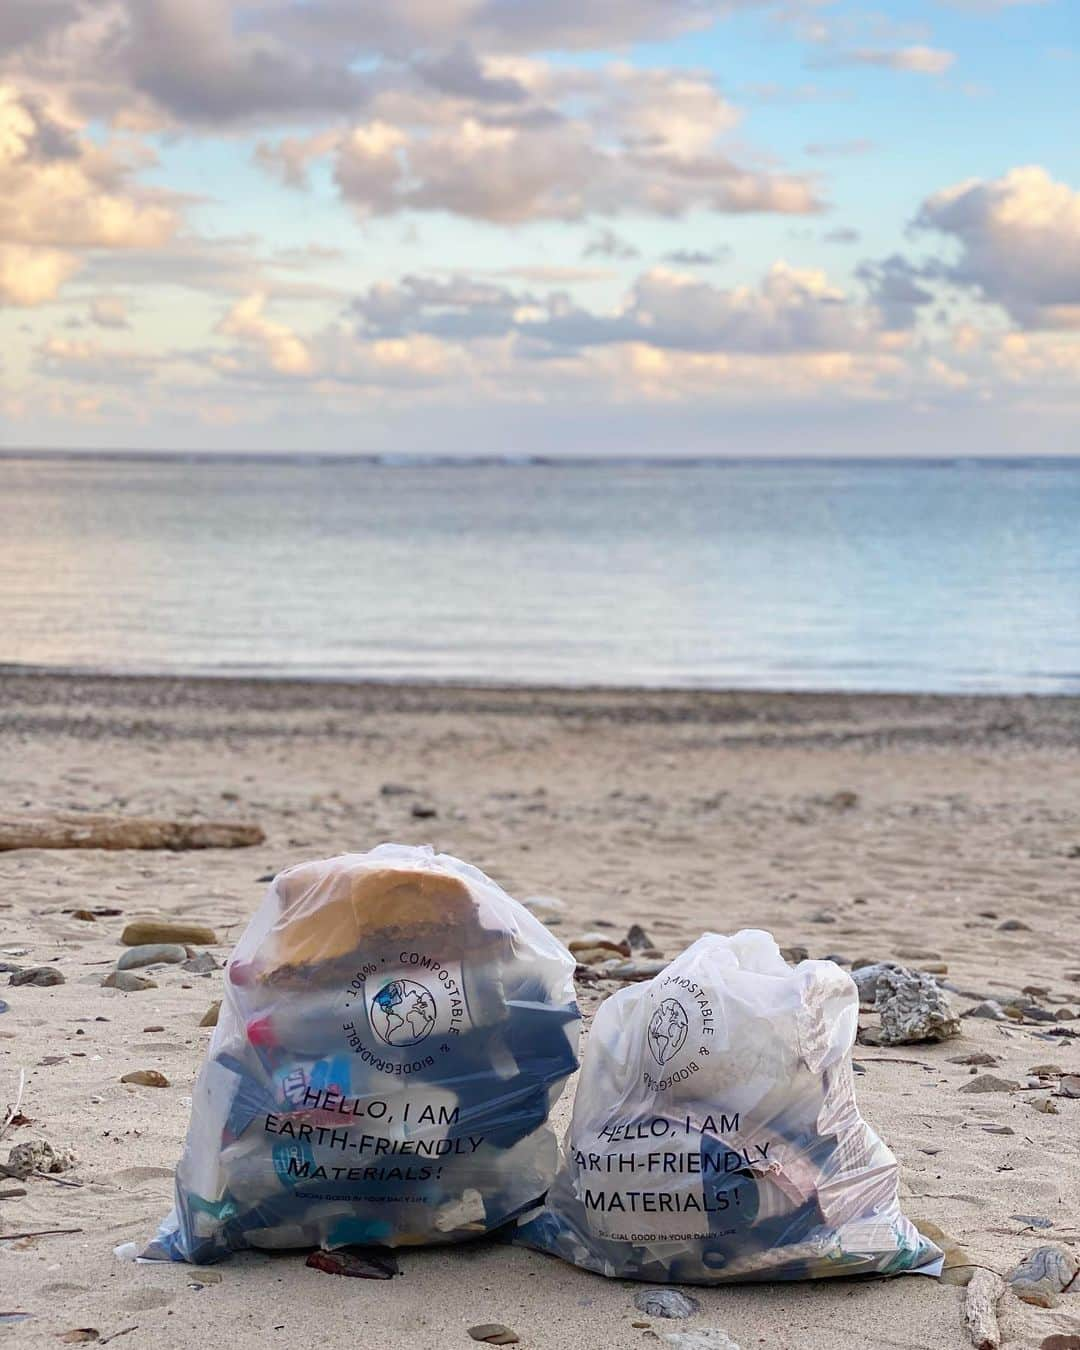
3, 668, 1080, 751
4, 663, 1080, 703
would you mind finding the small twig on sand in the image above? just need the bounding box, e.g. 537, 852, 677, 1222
0, 1227, 83, 1240
0, 1070, 26, 1143
31, 1170, 83, 1188
99, 1326, 138, 1345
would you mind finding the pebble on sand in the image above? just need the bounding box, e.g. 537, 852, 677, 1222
9, 967, 65, 987
626, 923, 654, 951
913, 1218, 974, 1287
568, 934, 630, 956
183, 952, 219, 974
658, 1331, 742, 1350
602, 957, 669, 981
200, 1001, 221, 1027
958, 1074, 1020, 1094
4, 1139, 76, 1179
121, 920, 218, 947
468, 1326, 520, 1345
1005, 1245, 1079, 1308
851, 962, 901, 1006
116, 944, 187, 970
120, 1069, 169, 1087
102, 971, 157, 992
633, 1290, 701, 1319
875, 967, 960, 1044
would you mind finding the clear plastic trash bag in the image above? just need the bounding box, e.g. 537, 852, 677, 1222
145, 844, 580, 1263
515, 930, 943, 1284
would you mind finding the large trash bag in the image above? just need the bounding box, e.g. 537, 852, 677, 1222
515, 930, 942, 1284
146, 844, 580, 1262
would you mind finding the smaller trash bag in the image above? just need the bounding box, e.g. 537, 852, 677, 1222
146, 844, 580, 1262
515, 930, 942, 1284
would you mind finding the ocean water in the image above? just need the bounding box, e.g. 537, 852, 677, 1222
2, 454, 1079, 693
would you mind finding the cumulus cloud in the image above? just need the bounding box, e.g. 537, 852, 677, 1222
216, 292, 314, 374
856, 254, 935, 328
121, 0, 367, 123
0, 83, 175, 264
353, 274, 527, 341
350, 262, 881, 356
526, 263, 879, 354
266, 62, 824, 223
0, 81, 178, 307
0, 243, 80, 305
915, 166, 1080, 328
261, 0, 739, 61
5, 0, 369, 125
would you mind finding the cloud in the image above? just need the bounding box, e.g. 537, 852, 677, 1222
0, 243, 80, 305
37, 0, 370, 125
0, 0, 79, 52
349, 261, 881, 356
584, 227, 639, 260
0, 81, 178, 307
260, 0, 738, 60
661, 245, 733, 266
35, 332, 156, 382
856, 254, 935, 328
352, 273, 527, 341
89, 294, 130, 328
817, 45, 956, 75
0, 82, 176, 253
216, 292, 314, 374
526, 263, 880, 354
302, 63, 823, 223
915, 166, 1080, 328
803, 139, 874, 157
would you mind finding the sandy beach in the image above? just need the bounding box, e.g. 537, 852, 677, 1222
1, 673, 1078, 1349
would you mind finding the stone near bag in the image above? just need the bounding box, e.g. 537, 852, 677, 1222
146, 844, 580, 1262
516, 929, 943, 1284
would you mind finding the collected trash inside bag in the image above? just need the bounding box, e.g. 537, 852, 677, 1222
515, 930, 943, 1284
146, 844, 580, 1262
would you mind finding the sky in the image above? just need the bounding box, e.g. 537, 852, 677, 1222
0, 0, 1078, 457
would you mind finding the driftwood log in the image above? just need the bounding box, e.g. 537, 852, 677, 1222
0, 815, 264, 852
964, 1269, 1004, 1350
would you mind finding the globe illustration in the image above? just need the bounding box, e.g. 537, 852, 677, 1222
648, 998, 689, 1065
370, 978, 438, 1047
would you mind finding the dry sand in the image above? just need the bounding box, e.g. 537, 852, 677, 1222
1, 674, 1078, 1349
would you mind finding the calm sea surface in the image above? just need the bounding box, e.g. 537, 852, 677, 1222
2, 455, 1079, 693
